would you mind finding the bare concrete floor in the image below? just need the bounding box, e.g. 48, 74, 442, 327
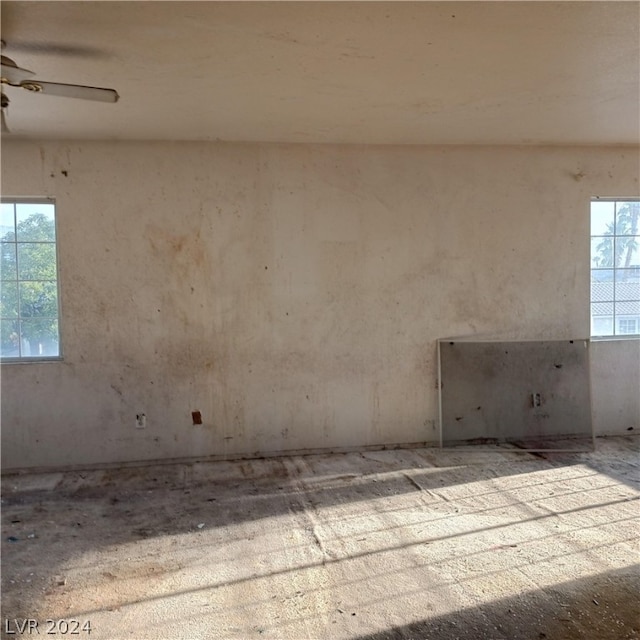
2, 437, 639, 640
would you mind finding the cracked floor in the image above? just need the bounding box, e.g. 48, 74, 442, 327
2, 436, 639, 639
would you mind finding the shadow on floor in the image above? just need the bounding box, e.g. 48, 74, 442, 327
352, 565, 640, 640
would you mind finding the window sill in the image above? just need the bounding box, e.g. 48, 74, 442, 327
0, 357, 64, 364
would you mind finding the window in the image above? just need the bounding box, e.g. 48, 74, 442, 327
619, 318, 638, 335
590, 198, 640, 337
0, 198, 61, 359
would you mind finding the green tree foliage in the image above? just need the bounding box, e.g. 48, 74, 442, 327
1, 213, 59, 356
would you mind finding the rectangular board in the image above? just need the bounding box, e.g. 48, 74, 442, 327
438, 339, 593, 450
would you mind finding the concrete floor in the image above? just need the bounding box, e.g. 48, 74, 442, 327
2, 437, 638, 640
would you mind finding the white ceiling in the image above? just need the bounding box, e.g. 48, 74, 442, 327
1, 1, 639, 145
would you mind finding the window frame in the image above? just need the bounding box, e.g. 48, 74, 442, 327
590, 196, 640, 340
0, 196, 63, 363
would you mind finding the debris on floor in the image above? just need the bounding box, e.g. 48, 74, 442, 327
1, 436, 638, 639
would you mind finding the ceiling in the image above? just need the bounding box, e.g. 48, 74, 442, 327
1, 1, 639, 145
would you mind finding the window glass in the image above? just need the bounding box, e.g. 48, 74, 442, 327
591, 199, 640, 337
0, 199, 61, 360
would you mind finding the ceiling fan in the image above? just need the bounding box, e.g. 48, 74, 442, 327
0, 40, 119, 133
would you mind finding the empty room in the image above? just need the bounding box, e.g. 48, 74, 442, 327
1, 2, 639, 639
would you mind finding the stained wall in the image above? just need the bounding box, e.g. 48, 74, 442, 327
1, 142, 638, 469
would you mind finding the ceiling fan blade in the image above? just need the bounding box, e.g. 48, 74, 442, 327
20, 80, 119, 103
6, 41, 109, 59
1, 57, 35, 83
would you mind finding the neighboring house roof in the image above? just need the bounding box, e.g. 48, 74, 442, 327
591, 281, 640, 315
592, 302, 640, 315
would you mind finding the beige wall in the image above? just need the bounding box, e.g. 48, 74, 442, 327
1, 141, 638, 470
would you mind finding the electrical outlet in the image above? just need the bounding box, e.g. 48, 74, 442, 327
135, 413, 147, 429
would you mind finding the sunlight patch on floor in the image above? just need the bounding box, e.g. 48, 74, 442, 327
2, 440, 638, 639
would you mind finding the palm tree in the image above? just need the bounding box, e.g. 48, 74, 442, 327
619, 202, 639, 274
594, 202, 639, 279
